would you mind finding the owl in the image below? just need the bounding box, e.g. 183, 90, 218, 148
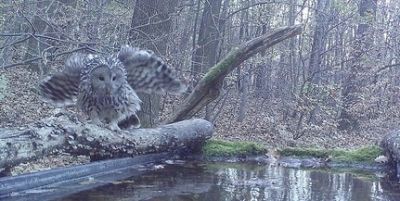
39, 45, 185, 131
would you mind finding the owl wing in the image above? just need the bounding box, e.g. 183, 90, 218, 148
117, 45, 186, 94
38, 54, 85, 106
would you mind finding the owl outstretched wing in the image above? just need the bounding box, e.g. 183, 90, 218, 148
117, 45, 186, 94
38, 53, 85, 106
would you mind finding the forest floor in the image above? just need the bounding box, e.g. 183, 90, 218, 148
0, 67, 389, 175
0, 67, 385, 149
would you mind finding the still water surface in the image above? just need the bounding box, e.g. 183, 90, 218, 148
61, 162, 400, 201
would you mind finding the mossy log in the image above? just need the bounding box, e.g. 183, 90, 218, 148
0, 113, 213, 170
167, 25, 302, 123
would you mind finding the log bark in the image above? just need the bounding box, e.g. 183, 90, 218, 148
0, 113, 213, 169
381, 130, 400, 180
167, 25, 302, 123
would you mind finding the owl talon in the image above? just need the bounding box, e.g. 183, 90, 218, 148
107, 123, 121, 132
88, 118, 104, 127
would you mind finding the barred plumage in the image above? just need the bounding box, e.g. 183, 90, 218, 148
38, 45, 185, 131
118, 45, 186, 94
39, 53, 85, 106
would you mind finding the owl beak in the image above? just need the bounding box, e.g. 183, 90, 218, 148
105, 87, 112, 95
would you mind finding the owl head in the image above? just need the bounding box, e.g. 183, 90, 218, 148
86, 55, 127, 96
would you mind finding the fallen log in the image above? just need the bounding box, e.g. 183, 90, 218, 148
0, 112, 213, 171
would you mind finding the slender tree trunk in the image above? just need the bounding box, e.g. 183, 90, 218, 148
236, 0, 250, 122
238, 72, 249, 122
339, 0, 377, 130
129, 0, 178, 127
255, 24, 270, 98
190, 0, 223, 120
308, 0, 330, 83
288, 0, 297, 93
24, 0, 50, 73
191, 0, 223, 83
306, 0, 331, 124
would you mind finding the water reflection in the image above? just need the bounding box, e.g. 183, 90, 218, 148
61, 162, 400, 201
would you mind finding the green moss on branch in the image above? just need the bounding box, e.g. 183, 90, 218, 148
202, 48, 240, 84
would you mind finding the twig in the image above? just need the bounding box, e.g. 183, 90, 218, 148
1, 46, 93, 69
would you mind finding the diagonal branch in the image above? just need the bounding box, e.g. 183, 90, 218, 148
167, 25, 303, 123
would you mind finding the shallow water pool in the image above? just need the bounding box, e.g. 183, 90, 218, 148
60, 161, 400, 201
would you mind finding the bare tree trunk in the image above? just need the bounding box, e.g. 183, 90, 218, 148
304, 0, 331, 125
308, 0, 330, 83
236, 0, 250, 122
255, 24, 270, 98
191, 0, 223, 82
339, 0, 377, 130
129, 0, 178, 127
24, 0, 50, 73
189, 0, 223, 121
287, 0, 297, 93
237, 72, 249, 122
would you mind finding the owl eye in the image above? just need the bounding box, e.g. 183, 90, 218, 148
112, 76, 117, 81
98, 76, 105, 81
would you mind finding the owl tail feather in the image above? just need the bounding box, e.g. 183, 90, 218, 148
38, 72, 80, 107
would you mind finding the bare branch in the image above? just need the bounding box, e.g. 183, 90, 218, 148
1, 46, 95, 69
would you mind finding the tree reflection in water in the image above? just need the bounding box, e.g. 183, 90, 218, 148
62, 162, 400, 201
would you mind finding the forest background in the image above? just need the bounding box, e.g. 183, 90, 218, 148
0, 0, 397, 149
